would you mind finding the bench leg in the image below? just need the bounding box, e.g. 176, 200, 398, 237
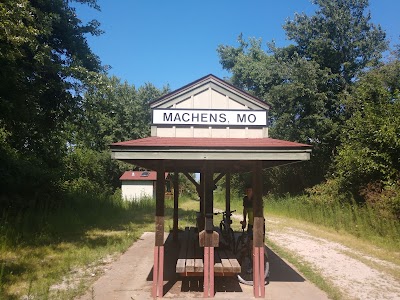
203, 246, 214, 298
152, 246, 164, 298
253, 246, 265, 298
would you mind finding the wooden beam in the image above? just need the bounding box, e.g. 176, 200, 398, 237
199, 230, 219, 247
183, 172, 200, 189
204, 163, 214, 233
204, 162, 215, 298
173, 171, 179, 242
116, 158, 296, 173
199, 171, 204, 215
225, 173, 231, 218
213, 172, 225, 185
155, 161, 165, 246
252, 161, 265, 298
112, 149, 311, 161
156, 161, 165, 218
252, 161, 264, 247
153, 160, 165, 298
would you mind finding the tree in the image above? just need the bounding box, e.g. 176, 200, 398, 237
0, 0, 102, 157
65, 75, 168, 191
75, 75, 167, 151
284, 0, 387, 85
217, 0, 389, 192
218, 37, 337, 190
335, 60, 400, 192
0, 0, 103, 205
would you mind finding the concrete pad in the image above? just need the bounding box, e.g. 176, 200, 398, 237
77, 232, 328, 300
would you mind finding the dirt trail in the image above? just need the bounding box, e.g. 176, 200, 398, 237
267, 223, 400, 300
226, 210, 400, 300
74, 213, 400, 300
75, 230, 328, 300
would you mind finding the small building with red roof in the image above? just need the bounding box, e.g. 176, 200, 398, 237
120, 170, 168, 201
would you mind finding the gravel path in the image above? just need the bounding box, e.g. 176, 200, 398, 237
267, 226, 400, 300
268, 219, 400, 300
224, 210, 400, 300
72, 211, 400, 300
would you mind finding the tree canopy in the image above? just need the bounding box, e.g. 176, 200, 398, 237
284, 0, 387, 85
0, 0, 102, 159
217, 0, 390, 192
0, 0, 160, 208
335, 60, 400, 191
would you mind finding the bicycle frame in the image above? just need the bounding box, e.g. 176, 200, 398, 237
214, 210, 235, 231
214, 210, 236, 251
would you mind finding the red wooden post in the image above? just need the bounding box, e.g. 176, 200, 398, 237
204, 246, 210, 298
203, 163, 215, 298
158, 245, 164, 295
209, 246, 214, 296
260, 246, 265, 298
152, 246, 159, 298
253, 246, 260, 296
253, 161, 265, 298
152, 161, 165, 298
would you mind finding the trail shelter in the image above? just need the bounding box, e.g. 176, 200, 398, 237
110, 74, 312, 298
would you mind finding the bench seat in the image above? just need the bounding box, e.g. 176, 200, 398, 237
176, 227, 241, 276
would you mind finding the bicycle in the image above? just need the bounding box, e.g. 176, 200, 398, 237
213, 210, 236, 252
235, 225, 270, 286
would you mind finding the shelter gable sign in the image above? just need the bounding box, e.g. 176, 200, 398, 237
153, 109, 267, 126
150, 74, 270, 138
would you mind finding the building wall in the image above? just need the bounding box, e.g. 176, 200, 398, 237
151, 86, 269, 138
121, 181, 155, 201
153, 126, 268, 138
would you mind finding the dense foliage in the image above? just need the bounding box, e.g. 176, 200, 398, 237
217, 0, 399, 217
334, 61, 400, 217
0, 0, 398, 219
0, 1, 399, 297
0, 1, 165, 212
1, 0, 101, 209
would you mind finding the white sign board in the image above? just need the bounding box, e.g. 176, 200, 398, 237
153, 109, 267, 126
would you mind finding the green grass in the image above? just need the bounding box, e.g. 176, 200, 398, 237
0, 193, 195, 300
207, 189, 400, 252
2, 188, 398, 299
265, 194, 400, 251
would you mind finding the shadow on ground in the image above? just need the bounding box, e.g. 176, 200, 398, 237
146, 231, 305, 296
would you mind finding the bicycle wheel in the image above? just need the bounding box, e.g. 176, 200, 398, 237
237, 247, 270, 286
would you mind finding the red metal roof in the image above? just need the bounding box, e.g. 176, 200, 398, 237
112, 137, 311, 149
119, 171, 168, 181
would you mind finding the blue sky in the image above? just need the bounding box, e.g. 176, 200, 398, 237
75, 0, 400, 91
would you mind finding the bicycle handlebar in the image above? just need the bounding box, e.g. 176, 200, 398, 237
213, 210, 236, 216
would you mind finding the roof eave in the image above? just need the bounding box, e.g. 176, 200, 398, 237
150, 74, 271, 109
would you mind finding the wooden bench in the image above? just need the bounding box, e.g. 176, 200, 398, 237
176, 227, 241, 276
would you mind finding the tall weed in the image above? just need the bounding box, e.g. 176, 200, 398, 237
265, 194, 400, 250
0, 187, 164, 299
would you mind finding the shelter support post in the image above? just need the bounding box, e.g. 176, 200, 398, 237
173, 171, 179, 242
225, 173, 231, 223
200, 172, 204, 214
152, 161, 165, 298
203, 163, 215, 298
197, 172, 204, 231
252, 161, 265, 298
